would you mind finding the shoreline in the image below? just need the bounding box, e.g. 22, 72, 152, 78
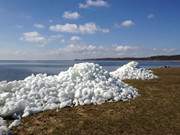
75, 54, 180, 61
12, 67, 180, 135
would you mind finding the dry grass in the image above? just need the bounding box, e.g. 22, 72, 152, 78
13, 68, 180, 135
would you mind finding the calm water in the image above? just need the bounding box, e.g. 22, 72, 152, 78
0, 60, 180, 81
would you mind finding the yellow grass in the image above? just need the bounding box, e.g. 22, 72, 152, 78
13, 68, 180, 135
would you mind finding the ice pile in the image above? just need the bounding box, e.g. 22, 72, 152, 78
111, 61, 158, 80
0, 63, 138, 120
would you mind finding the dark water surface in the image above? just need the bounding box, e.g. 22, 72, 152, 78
0, 60, 180, 81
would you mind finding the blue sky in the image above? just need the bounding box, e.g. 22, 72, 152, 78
0, 0, 180, 60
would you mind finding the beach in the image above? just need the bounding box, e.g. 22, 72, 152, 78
1, 0, 180, 134
12, 67, 180, 135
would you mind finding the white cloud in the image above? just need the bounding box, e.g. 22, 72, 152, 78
79, 23, 98, 34
49, 23, 78, 33
20, 31, 47, 45
20, 32, 66, 46
34, 23, 45, 29
1, 43, 179, 60
49, 23, 109, 34
48, 34, 65, 43
121, 20, 135, 28
63, 11, 80, 20
147, 14, 155, 19
79, 0, 108, 8
70, 36, 81, 41
152, 48, 177, 53
46, 43, 140, 59
50, 35, 65, 43
114, 45, 138, 51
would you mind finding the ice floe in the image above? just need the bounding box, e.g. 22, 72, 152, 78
111, 61, 158, 80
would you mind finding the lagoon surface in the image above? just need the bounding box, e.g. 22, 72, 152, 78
0, 60, 180, 81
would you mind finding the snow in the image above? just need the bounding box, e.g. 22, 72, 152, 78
0, 116, 20, 133
8, 119, 21, 129
0, 62, 138, 126
0, 117, 8, 134
111, 61, 158, 80
0, 117, 6, 127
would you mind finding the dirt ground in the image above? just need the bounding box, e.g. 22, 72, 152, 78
12, 68, 180, 135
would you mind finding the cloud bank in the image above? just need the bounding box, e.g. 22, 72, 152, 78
20, 32, 47, 45
49, 23, 109, 34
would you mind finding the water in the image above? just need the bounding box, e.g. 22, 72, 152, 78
0, 60, 180, 81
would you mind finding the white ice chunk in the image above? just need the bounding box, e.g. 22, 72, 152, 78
111, 61, 158, 80
0, 62, 138, 125
8, 119, 21, 129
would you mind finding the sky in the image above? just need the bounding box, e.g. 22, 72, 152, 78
0, 0, 180, 60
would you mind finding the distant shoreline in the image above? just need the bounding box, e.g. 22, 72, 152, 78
75, 55, 180, 61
